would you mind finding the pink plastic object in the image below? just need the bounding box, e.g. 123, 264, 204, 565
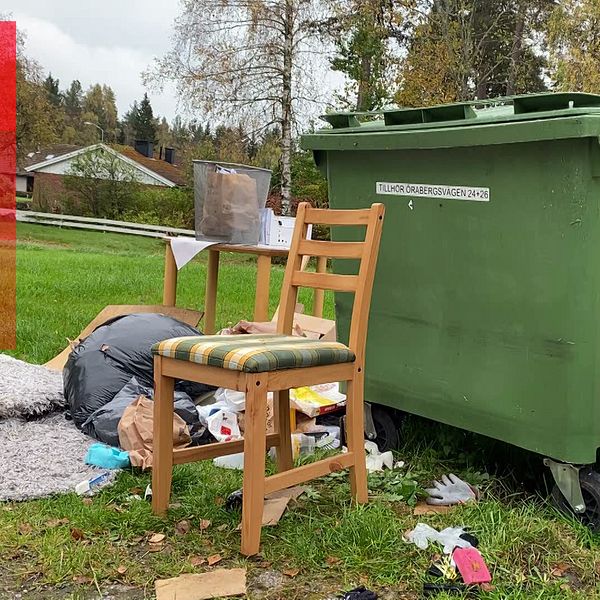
452, 547, 492, 584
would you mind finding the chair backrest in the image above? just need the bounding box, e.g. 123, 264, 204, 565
277, 202, 386, 364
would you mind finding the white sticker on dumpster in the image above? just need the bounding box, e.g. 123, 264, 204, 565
376, 181, 490, 202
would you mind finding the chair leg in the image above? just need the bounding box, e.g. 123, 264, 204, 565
240, 375, 268, 556
152, 356, 175, 515
346, 369, 368, 504
274, 389, 293, 472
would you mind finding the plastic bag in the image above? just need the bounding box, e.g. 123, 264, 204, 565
206, 410, 241, 442
81, 376, 204, 448
64, 313, 214, 428
405, 523, 473, 554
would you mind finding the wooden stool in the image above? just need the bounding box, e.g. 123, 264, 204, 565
151, 202, 385, 555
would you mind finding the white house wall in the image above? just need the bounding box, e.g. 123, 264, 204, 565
36, 155, 168, 186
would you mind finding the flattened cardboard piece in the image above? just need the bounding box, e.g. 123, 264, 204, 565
262, 497, 291, 526
155, 568, 246, 600
267, 485, 309, 501
270, 308, 336, 342
44, 304, 203, 371
237, 486, 308, 529
412, 501, 452, 516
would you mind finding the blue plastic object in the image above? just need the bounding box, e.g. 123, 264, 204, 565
85, 443, 130, 470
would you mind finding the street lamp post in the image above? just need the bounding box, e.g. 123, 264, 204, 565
83, 121, 105, 143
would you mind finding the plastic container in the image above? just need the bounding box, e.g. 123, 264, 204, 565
291, 433, 316, 460
193, 160, 272, 244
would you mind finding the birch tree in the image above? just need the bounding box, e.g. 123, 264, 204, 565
146, 0, 327, 214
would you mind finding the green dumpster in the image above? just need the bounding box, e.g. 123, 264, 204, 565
302, 93, 600, 518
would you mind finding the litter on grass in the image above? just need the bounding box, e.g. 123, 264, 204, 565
154, 568, 246, 600
425, 474, 478, 506
405, 523, 473, 554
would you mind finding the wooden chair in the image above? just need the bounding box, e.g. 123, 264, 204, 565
151, 202, 385, 556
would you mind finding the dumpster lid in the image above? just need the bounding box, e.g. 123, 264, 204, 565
302, 93, 600, 151
319, 93, 600, 131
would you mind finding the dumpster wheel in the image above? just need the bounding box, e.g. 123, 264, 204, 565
370, 404, 400, 452
551, 469, 600, 533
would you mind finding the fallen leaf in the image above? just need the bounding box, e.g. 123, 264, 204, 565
70, 528, 85, 541
116, 565, 128, 575
325, 556, 341, 566
207, 554, 222, 566
258, 561, 272, 569
190, 555, 206, 567
175, 520, 191, 535
72, 575, 93, 585
149, 533, 166, 544
283, 568, 300, 578
480, 583, 495, 593
18, 523, 33, 535
129, 487, 143, 495
148, 544, 164, 553
82, 498, 93, 506
168, 502, 182, 510
560, 583, 570, 592
217, 524, 227, 532
45, 518, 69, 527
131, 536, 144, 543
199, 519, 211, 531
214, 496, 224, 506
551, 562, 569, 578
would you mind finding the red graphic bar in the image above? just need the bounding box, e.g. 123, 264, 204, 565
0, 21, 16, 350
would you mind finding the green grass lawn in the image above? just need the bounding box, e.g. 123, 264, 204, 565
2, 223, 599, 599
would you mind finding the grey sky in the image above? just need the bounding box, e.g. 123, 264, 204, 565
10, 0, 182, 121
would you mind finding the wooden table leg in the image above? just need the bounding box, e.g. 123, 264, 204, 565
254, 254, 272, 322
163, 243, 178, 306
313, 256, 327, 318
204, 249, 219, 334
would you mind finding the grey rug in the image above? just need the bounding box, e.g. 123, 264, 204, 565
0, 353, 115, 501
0, 354, 65, 418
0, 412, 115, 501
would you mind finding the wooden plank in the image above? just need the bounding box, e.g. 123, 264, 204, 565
313, 256, 328, 318
291, 270, 358, 292
212, 243, 289, 257
264, 452, 355, 495
204, 249, 220, 334
161, 357, 246, 390
173, 433, 280, 465
304, 207, 371, 225
17, 216, 175, 239
152, 356, 175, 515
163, 244, 178, 306
298, 239, 364, 259
18, 210, 194, 236
254, 254, 272, 322
240, 374, 268, 556
267, 362, 354, 391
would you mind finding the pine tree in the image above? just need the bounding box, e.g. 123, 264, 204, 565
43, 73, 62, 107
132, 93, 157, 143
63, 80, 83, 119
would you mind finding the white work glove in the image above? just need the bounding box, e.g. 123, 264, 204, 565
425, 474, 477, 506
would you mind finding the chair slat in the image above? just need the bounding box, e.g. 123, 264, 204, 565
291, 270, 358, 292
298, 239, 364, 259
304, 207, 372, 225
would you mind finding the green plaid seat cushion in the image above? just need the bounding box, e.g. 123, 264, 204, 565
152, 334, 355, 373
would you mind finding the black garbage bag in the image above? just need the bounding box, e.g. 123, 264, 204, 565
64, 313, 214, 428
81, 376, 208, 447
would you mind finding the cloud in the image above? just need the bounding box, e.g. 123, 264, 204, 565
13, 12, 180, 121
